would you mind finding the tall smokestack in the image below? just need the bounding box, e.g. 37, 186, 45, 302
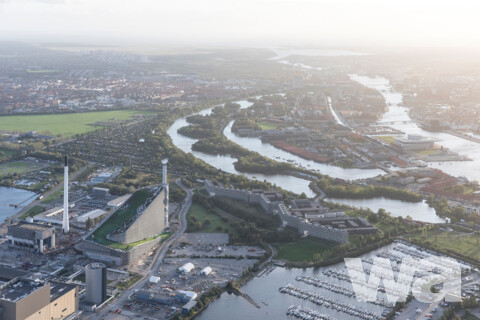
162, 159, 169, 228
63, 156, 69, 233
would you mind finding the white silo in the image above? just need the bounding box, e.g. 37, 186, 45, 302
85, 262, 107, 305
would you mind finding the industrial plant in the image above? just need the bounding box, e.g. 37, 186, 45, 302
77, 160, 170, 266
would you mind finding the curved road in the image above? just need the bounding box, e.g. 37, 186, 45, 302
91, 178, 192, 319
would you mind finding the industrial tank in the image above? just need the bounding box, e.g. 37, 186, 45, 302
85, 262, 107, 305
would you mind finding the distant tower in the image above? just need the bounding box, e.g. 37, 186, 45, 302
85, 263, 107, 305
62, 156, 69, 233
162, 159, 169, 228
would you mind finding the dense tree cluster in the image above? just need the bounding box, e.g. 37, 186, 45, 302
427, 195, 472, 223
316, 177, 423, 202
231, 117, 261, 132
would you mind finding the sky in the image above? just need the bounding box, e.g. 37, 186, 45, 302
0, 0, 480, 48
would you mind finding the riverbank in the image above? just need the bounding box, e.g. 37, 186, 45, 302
446, 130, 480, 144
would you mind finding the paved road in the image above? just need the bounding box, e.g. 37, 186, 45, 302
90, 179, 192, 319
10, 166, 89, 222
416, 300, 440, 320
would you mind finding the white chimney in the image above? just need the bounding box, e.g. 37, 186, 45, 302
63, 156, 70, 233
162, 159, 169, 228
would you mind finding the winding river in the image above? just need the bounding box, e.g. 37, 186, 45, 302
168, 96, 443, 223
187, 49, 449, 320
350, 74, 480, 181
167, 100, 316, 197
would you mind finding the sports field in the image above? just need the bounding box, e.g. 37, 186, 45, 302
88, 189, 151, 249
258, 121, 277, 130
0, 110, 154, 137
0, 160, 47, 177
275, 237, 337, 262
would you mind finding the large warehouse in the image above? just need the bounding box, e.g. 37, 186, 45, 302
0, 278, 79, 320
7, 221, 55, 253
393, 134, 434, 151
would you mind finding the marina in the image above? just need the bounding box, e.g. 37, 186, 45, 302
287, 305, 334, 320
279, 284, 384, 320
197, 240, 472, 320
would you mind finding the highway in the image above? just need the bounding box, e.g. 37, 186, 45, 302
90, 178, 192, 319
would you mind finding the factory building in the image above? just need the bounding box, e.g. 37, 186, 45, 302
92, 187, 109, 198
0, 278, 78, 320
176, 290, 197, 303
182, 300, 197, 315
393, 134, 434, 151
7, 221, 55, 253
76, 209, 106, 223
85, 263, 107, 305
107, 194, 132, 209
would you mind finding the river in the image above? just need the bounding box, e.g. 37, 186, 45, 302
324, 197, 444, 223
223, 121, 384, 181
350, 74, 480, 181
167, 100, 316, 197
168, 95, 442, 223
177, 51, 450, 319
0, 187, 37, 223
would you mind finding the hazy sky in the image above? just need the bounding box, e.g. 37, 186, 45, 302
1, 0, 480, 48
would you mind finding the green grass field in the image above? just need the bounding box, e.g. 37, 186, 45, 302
275, 238, 338, 262
0, 110, 154, 137
186, 202, 237, 235
377, 136, 395, 144
0, 160, 46, 177
411, 229, 480, 262
41, 188, 63, 204
0, 148, 19, 160
88, 189, 152, 249
258, 121, 277, 130
19, 206, 45, 220
416, 149, 439, 156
